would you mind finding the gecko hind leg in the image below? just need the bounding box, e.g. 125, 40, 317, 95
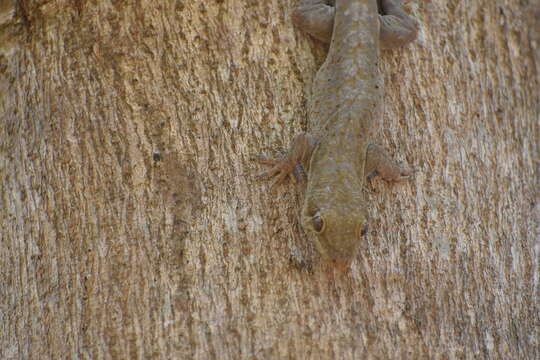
256, 132, 318, 188
365, 143, 413, 182
379, 0, 419, 49
293, 0, 418, 49
292, 0, 335, 44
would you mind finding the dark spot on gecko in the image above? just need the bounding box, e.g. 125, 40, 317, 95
153, 152, 162, 162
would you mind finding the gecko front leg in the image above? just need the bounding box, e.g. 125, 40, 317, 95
292, 0, 418, 50
365, 143, 413, 181
257, 141, 412, 186
256, 133, 319, 187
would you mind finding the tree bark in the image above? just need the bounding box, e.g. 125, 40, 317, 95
1, 0, 538, 359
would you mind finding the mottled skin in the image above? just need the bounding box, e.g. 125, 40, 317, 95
258, 0, 417, 269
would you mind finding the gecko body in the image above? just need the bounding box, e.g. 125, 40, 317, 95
259, 0, 417, 269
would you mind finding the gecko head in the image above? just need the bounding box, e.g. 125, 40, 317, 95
302, 203, 369, 270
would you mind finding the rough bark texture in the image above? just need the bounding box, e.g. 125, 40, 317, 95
1, 0, 538, 359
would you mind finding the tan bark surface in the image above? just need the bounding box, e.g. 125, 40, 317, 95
1, 0, 538, 358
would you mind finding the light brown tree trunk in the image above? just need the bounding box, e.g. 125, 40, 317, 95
1, 0, 538, 358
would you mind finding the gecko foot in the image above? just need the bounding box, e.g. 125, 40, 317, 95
255, 155, 298, 187
370, 164, 414, 182
399, 167, 415, 179
254, 132, 318, 189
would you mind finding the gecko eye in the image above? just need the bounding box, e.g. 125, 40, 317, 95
312, 215, 325, 233
360, 224, 369, 237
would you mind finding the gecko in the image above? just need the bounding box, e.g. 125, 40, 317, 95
258, 0, 418, 270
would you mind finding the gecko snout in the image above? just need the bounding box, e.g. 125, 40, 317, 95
329, 258, 351, 272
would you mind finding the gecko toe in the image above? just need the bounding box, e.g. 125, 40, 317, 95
367, 170, 378, 180
289, 173, 298, 184
398, 172, 414, 181
268, 171, 289, 189
255, 156, 281, 166
275, 171, 290, 185
256, 163, 281, 178
401, 168, 415, 178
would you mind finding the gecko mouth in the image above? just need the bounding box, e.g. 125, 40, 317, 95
330, 258, 351, 272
